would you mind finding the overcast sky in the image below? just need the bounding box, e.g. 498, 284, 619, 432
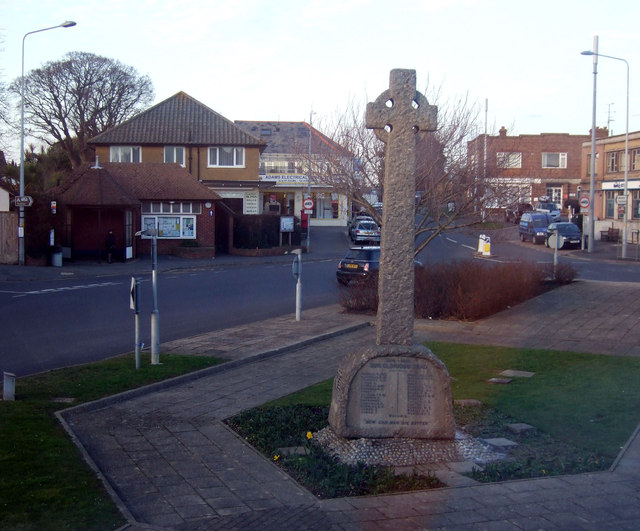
2, 0, 639, 160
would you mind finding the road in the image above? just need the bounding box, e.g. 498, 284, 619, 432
1, 225, 638, 377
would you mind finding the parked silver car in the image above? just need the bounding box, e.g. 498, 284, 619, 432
349, 220, 381, 243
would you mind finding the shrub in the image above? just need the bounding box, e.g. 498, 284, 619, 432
341, 260, 554, 321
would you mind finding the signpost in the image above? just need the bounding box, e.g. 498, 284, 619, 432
14, 195, 33, 207
130, 277, 141, 369
303, 197, 314, 212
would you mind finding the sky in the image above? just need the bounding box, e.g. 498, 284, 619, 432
1, 0, 640, 160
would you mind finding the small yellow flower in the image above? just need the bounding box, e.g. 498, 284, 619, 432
273, 454, 280, 461
306, 431, 313, 440
542, 469, 547, 475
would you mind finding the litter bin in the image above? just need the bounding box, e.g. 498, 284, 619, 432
50, 246, 63, 267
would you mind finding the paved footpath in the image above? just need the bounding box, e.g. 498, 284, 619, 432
58, 282, 640, 530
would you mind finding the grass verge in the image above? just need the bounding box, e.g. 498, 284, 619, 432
0, 353, 223, 531
227, 343, 640, 494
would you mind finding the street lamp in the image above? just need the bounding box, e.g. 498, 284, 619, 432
19, 21, 77, 265
581, 43, 630, 258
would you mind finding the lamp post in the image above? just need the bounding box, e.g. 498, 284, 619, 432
19, 21, 76, 265
306, 110, 315, 253
581, 36, 598, 253
581, 47, 630, 258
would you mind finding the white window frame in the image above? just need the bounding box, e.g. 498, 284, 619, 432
141, 201, 201, 214
546, 186, 562, 205
496, 152, 522, 169
607, 151, 620, 173
164, 146, 185, 167
542, 152, 567, 169
110, 146, 141, 163
141, 215, 196, 239
208, 147, 245, 168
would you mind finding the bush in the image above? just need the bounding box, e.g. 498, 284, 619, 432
340, 260, 559, 321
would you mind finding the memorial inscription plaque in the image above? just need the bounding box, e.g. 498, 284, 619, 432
329, 345, 455, 439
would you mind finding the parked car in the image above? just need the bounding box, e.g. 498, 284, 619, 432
348, 212, 374, 226
336, 246, 423, 285
505, 202, 532, 224
534, 196, 561, 221
336, 246, 381, 284
545, 222, 582, 249
519, 212, 553, 244
350, 220, 381, 243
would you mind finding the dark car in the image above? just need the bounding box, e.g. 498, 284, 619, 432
545, 222, 582, 249
336, 246, 423, 285
505, 202, 532, 224
336, 246, 381, 284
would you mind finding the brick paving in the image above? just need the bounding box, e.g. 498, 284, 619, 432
58, 283, 640, 530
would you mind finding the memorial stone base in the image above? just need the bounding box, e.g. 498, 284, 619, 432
328, 344, 455, 440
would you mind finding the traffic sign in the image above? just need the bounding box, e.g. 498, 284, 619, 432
579, 197, 590, 209
14, 195, 33, 207
303, 198, 314, 210
616, 195, 628, 205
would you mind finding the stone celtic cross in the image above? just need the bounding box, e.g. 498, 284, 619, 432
366, 69, 437, 346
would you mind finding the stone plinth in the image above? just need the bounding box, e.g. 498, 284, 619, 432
328, 344, 455, 439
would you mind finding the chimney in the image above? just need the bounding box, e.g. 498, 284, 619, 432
499, 126, 507, 137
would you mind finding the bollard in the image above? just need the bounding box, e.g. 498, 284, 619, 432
482, 236, 491, 256
3, 372, 16, 401
477, 234, 486, 254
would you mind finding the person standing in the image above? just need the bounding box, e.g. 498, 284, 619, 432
105, 229, 116, 263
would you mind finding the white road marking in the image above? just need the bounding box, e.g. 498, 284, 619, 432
11, 281, 122, 298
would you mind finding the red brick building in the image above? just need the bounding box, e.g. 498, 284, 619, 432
467, 127, 607, 214
52, 162, 220, 261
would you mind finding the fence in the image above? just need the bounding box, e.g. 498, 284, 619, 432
0, 212, 18, 264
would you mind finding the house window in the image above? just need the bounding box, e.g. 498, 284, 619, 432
141, 215, 196, 239
208, 147, 245, 168
633, 191, 640, 220
496, 152, 522, 169
546, 187, 562, 205
607, 151, 621, 173
632, 149, 640, 171
110, 146, 141, 163
142, 201, 201, 214
164, 146, 185, 167
542, 152, 567, 169
605, 191, 622, 219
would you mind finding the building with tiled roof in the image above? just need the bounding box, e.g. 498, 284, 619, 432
51, 162, 221, 261
235, 121, 353, 226
89, 92, 268, 217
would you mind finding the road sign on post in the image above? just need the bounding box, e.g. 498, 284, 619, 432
303, 198, 314, 210
579, 197, 590, 209
14, 196, 33, 207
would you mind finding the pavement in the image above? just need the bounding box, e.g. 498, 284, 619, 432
5, 229, 640, 529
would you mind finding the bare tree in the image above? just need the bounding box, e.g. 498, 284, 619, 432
9, 51, 154, 167
318, 87, 518, 255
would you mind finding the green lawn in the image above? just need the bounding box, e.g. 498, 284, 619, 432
429, 342, 640, 459
255, 342, 640, 485
3, 342, 640, 525
0, 354, 223, 531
